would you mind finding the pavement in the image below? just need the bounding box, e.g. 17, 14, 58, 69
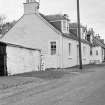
0, 64, 105, 105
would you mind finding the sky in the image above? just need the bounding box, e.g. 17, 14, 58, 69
0, 0, 105, 39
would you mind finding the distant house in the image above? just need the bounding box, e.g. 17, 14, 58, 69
0, 21, 16, 36
0, 0, 105, 76
92, 35, 105, 63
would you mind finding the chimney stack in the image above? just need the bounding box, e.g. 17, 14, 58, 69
24, 0, 39, 14
95, 34, 100, 39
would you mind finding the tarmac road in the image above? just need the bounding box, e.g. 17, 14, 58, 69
0, 65, 105, 105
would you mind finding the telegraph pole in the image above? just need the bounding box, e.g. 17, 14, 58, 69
77, 0, 82, 69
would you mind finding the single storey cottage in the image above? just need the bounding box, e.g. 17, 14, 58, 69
0, 0, 105, 76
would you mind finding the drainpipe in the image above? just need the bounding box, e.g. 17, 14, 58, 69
61, 35, 64, 70
39, 50, 41, 71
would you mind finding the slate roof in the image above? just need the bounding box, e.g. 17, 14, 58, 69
69, 28, 77, 37
43, 14, 105, 47
62, 33, 78, 41
62, 33, 91, 45
69, 23, 87, 36
93, 37, 105, 48
40, 13, 62, 32
40, 14, 91, 45
45, 14, 70, 21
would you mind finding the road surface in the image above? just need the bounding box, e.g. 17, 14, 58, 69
0, 65, 105, 105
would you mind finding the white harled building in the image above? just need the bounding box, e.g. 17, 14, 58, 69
0, 0, 104, 76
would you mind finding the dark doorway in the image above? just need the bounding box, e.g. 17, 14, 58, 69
0, 42, 7, 76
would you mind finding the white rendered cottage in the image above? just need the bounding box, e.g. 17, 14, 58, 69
0, 0, 104, 76
90, 36, 105, 64
0, 0, 63, 75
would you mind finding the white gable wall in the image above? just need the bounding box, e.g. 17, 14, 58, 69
1, 14, 61, 70
1, 14, 60, 52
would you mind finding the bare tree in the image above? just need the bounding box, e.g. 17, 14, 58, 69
0, 15, 6, 25
0, 15, 6, 34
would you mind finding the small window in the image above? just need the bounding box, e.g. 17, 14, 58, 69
96, 50, 98, 55
50, 42, 56, 55
68, 43, 71, 56
83, 46, 86, 56
87, 35, 90, 42
90, 47, 92, 56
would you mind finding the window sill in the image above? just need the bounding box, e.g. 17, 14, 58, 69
51, 55, 56, 56
68, 57, 72, 60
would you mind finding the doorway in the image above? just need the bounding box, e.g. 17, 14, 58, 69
0, 42, 7, 76
77, 45, 79, 65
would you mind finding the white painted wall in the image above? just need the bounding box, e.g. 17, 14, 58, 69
61, 37, 78, 68
81, 43, 90, 65
6, 45, 40, 75
42, 39, 60, 69
60, 36, 91, 68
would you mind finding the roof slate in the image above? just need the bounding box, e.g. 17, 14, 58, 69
93, 37, 105, 48
1, 12, 105, 48
45, 14, 69, 21
40, 14, 93, 45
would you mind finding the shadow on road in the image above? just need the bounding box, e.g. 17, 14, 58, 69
15, 70, 78, 80
14, 63, 105, 80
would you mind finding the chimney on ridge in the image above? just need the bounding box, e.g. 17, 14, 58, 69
24, 0, 39, 14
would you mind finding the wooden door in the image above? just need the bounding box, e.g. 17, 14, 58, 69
77, 45, 79, 65
0, 42, 7, 76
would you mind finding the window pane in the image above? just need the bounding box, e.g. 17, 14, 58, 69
96, 50, 98, 55
51, 42, 56, 55
69, 43, 71, 56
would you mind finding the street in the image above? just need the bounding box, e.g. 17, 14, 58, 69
0, 64, 105, 105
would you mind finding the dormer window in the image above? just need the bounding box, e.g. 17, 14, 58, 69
87, 34, 91, 42
63, 20, 67, 31
62, 20, 69, 33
